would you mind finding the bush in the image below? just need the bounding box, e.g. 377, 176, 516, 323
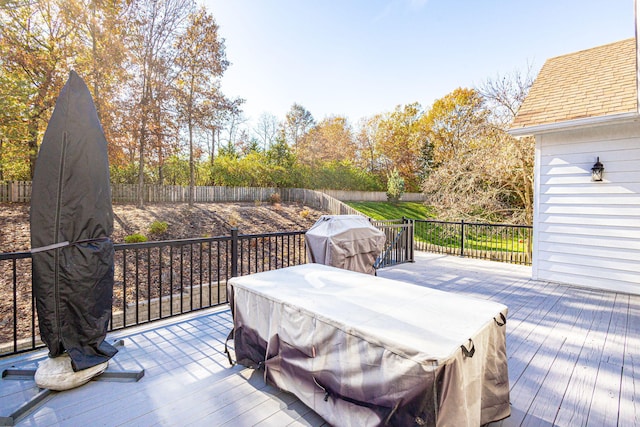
227, 213, 240, 227
386, 168, 405, 203
299, 209, 310, 218
203, 152, 384, 190
308, 160, 385, 191
268, 193, 281, 204
124, 233, 148, 243
148, 220, 168, 235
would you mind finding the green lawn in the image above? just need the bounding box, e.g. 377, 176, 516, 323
345, 201, 435, 220
414, 221, 531, 253
347, 201, 530, 254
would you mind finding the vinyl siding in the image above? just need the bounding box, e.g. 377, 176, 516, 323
533, 121, 640, 294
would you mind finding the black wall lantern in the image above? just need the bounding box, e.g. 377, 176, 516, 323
591, 157, 604, 182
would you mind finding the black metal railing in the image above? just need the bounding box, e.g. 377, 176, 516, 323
0, 250, 35, 357
373, 219, 414, 269
0, 229, 307, 358
412, 219, 532, 265
0, 219, 529, 358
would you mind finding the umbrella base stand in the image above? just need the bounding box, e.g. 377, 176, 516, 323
0, 340, 144, 426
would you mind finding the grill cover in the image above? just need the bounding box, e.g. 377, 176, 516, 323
228, 264, 510, 427
30, 71, 117, 371
305, 215, 385, 274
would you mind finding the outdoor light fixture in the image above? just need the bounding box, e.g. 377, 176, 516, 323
591, 157, 604, 182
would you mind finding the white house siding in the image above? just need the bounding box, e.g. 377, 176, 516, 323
533, 121, 640, 295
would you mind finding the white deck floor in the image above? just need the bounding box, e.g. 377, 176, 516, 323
1, 252, 638, 426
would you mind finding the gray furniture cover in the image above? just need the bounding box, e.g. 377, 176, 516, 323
30, 71, 117, 371
227, 264, 510, 427
305, 215, 385, 275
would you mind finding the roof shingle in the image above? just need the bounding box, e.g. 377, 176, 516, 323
512, 38, 637, 130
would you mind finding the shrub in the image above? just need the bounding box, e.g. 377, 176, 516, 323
124, 233, 148, 243
268, 192, 281, 204
309, 160, 385, 191
148, 220, 168, 235
386, 168, 405, 203
227, 213, 240, 227
299, 209, 310, 219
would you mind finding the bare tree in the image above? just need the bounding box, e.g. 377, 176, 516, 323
477, 68, 535, 223
422, 71, 535, 224
284, 103, 314, 151
253, 112, 279, 151
221, 109, 248, 151
477, 65, 535, 127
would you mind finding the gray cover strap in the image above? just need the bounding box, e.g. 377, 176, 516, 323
30, 237, 110, 254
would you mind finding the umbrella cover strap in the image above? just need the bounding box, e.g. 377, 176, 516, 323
30, 237, 110, 254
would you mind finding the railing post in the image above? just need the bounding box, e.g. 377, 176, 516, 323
409, 219, 415, 262
403, 217, 415, 263
231, 227, 239, 277
460, 220, 465, 257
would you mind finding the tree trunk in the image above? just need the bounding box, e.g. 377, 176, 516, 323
188, 111, 194, 207
0, 138, 4, 180
28, 119, 40, 179
214, 127, 216, 166
137, 116, 146, 208
91, 4, 101, 121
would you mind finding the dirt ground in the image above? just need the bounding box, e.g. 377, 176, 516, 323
0, 201, 327, 347
0, 201, 327, 252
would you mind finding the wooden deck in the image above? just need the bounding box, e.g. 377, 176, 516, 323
1, 252, 638, 426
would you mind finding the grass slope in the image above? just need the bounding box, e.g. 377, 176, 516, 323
346, 201, 529, 254
345, 201, 435, 220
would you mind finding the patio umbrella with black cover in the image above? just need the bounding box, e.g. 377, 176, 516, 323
30, 70, 117, 372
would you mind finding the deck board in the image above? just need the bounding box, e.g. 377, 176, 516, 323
587, 293, 629, 426
501, 285, 570, 386
254, 398, 318, 427
502, 288, 585, 426
619, 294, 640, 427
216, 386, 299, 427
1, 252, 637, 426
526, 291, 613, 426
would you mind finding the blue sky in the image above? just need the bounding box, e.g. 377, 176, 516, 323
202, 0, 633, 125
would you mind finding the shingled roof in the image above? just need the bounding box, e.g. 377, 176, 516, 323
511, 38, 638, 131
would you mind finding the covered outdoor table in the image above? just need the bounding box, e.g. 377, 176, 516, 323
227, 263, 510, 427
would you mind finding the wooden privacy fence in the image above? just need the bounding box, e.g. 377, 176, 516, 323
1, 181, 424, 204
109, 185, 363, 216
0, 181, 364, 218
108, 185, 426, 205
0, 181, 31, 203
110, 184, 288, 203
